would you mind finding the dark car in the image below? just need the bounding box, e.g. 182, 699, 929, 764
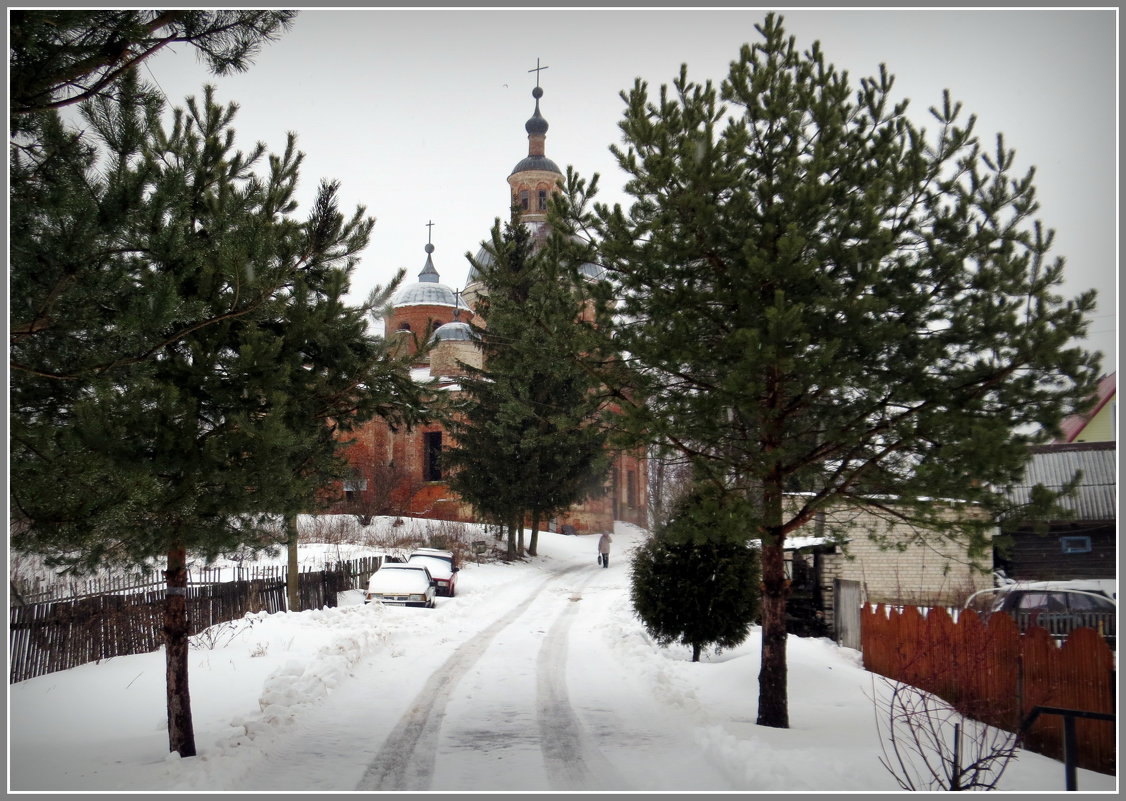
965, 580, 1116, 646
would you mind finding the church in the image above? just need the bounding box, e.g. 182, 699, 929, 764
330, 75, 648, 536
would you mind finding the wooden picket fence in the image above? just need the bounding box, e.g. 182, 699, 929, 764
9, 557, 382, 684
862, 604, 1115, 775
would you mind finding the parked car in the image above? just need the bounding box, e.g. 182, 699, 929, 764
965, 579, 1116, 646
364, 562, 436, 608
406, 548, 459, 597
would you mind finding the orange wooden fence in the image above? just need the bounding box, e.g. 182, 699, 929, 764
861, 604, 1115, 775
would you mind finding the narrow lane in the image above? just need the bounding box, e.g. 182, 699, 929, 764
356, 564, 588, 790
536, 589, 628, 790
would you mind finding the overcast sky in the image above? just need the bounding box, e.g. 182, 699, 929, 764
143, 8, 1118, 370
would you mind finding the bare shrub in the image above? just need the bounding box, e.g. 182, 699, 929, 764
873, 676, 1020, 791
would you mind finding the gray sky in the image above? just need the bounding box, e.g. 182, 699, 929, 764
144, 8, 1117, 371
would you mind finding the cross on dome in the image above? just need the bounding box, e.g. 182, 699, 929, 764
528, 58, 549, 88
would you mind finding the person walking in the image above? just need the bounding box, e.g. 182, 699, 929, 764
597, 532, 612, 568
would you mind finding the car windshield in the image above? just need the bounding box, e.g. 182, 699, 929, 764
369, 565, 431, 593
408, 555, 452, 577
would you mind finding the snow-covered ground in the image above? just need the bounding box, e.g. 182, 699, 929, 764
8, 521, 1117, 793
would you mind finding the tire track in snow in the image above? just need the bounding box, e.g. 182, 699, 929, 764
355, 563, 587, 791
537, 589, 629, 790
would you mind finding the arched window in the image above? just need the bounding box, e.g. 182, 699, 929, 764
397, 321, 412, 332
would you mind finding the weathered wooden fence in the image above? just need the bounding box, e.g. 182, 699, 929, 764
9, 557, 382, 684
862, 604, 1115, 775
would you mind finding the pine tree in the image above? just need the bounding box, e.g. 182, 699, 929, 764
557, 14, 1102, 728
10, 76, 427, 756
9, 10, 295, 116
630, 483, 761, 662
445, 212, 611, 559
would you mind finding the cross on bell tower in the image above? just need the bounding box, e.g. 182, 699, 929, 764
528, 58, 549, 87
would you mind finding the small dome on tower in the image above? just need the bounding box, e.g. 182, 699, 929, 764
392, 236, 459, 308
431, 321, 474, 342
525, 86, 549, 136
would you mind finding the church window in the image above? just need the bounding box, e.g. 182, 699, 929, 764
343, 474, 368, 502
423, 431, 443, 481
397, 322, 412, 332
519, 189, 530, 210
538, 189, 548, 210
626, 470, 638, 509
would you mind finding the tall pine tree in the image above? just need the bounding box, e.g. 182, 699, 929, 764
10, 75, 427, 755
445, 211, 611, 558
556, 14, 1102, 728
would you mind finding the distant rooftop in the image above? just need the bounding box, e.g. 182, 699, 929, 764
1005, 441, 1116, 522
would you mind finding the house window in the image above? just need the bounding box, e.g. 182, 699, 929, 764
423, 431, 443, 481
1060, 535, 1092, 554
538, 189, 548, 210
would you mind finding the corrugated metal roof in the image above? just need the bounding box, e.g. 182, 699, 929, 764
1006, 443, 1117, 521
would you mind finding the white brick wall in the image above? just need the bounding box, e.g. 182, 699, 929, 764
792, 502, 994, 610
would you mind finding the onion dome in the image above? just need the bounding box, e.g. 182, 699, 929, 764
392, 241, 459, 308
511, 84, 561, 177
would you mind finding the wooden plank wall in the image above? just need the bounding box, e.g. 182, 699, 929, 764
862, 604, 1115, 775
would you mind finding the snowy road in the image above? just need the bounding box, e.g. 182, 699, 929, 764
217, 547, 736, 792
12, 522, 1114, 793
356, 563, 620, 791
356, 558, 728, 791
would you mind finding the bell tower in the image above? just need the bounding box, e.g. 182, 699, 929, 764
507, 59, 563, 222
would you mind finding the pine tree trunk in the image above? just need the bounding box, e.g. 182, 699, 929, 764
164, 542, 196, 756
286, 514, 300, 612
528, 512, 540, 556
692, 643, 701, 662
757, 537, 789, 728
506, 520, 518, 561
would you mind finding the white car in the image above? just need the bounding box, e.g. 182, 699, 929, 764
406, 548, 459, 597
364, 562, 436, 608
965, 579, 1116, 645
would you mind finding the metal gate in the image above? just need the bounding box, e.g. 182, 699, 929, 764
833, 578, 862, 650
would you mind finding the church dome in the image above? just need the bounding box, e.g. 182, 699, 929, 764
393, 282, 458, 307
510, 154, 561, 176
431, 320, 474, 342
466, 220, 605, 286
525, 86, 549, 135
392, 240, 459, 308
